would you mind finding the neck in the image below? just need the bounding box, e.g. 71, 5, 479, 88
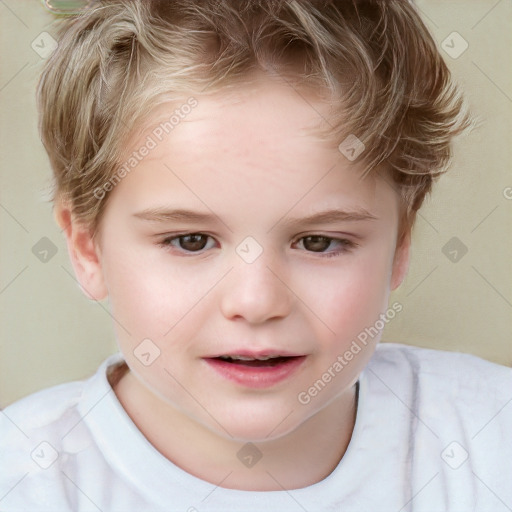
113, 368, 358, 491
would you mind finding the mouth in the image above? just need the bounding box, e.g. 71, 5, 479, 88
203, 352, 307, 388
213, 354, 302, 367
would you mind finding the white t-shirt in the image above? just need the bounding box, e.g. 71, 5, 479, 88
1, 343, 511, 512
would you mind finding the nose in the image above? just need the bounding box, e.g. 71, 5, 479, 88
219, 251, 293, 324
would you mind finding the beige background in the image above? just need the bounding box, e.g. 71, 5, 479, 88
1, 0, 511, 407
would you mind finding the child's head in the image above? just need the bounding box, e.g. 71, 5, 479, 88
38, 0, 469, 242
36, 0, 469, 441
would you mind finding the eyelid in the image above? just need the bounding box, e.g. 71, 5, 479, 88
158, 231, 359, 257
291, 231, 360, 246
156, 231, 216, 243
292, 229, 364, 242
292, 234, 358, 256
157, 233, 218, 258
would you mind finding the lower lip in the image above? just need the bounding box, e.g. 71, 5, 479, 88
204, 356, 307, 389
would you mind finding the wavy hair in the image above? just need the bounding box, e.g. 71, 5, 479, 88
37, 0, 471, 237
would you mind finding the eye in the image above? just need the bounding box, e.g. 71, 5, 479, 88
160, 233, 217, 253
293, 235, 357, 257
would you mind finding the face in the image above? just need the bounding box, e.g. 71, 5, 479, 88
73, 76, 408, 442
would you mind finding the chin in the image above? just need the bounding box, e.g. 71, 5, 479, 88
209, 406, 307, 444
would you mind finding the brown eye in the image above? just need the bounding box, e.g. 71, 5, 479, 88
293, 235, 357, 257
161, 233, 215, 253
302, 236, 332, 252
178, 234, 208, 251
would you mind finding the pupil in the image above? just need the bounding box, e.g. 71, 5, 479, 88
182, 234, 207, 251
304, 236, 329, 252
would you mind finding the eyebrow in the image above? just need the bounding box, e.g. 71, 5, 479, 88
133, 206, 377, 228
133, 208, 222, 224
277, 207, 378, 229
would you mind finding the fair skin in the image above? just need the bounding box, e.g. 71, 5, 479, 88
57, 75, 410, 491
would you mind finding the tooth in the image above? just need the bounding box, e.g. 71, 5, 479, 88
218, 354, 288, 361
221, 355, 256, 361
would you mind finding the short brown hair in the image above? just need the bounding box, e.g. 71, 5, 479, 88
37, 0, 471, 238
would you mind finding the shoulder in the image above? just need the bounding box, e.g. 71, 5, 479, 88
0, 354, 123, 508
0, 380, 85, 508
366, 342, 512, 428
364, 343, 512, 507
0, 354, 119, 440
0, 378, 88, 466
2, 380, 85, 433
370, 342, 512, 390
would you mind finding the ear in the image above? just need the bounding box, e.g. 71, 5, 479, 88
55, 202, 108, 301
390, 230, 411, 291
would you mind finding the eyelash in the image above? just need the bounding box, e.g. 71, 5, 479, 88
158, 233, 358, 258
294, 236, 357, 258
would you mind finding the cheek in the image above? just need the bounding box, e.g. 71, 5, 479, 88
103, 247, 227, 347
101, 247, 180, 334
298, 248, 395, 346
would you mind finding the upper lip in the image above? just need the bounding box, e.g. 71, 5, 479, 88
205, 350, 305, 359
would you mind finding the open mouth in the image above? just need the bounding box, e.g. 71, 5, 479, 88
214, 355, 301, 367
204, 354, 307, 387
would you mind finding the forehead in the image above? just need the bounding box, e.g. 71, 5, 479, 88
109, 74, 398, 229
141, 75, 336, 153
127, 79, 347, 179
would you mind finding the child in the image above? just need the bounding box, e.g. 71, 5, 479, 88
1, 0, 510, 510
